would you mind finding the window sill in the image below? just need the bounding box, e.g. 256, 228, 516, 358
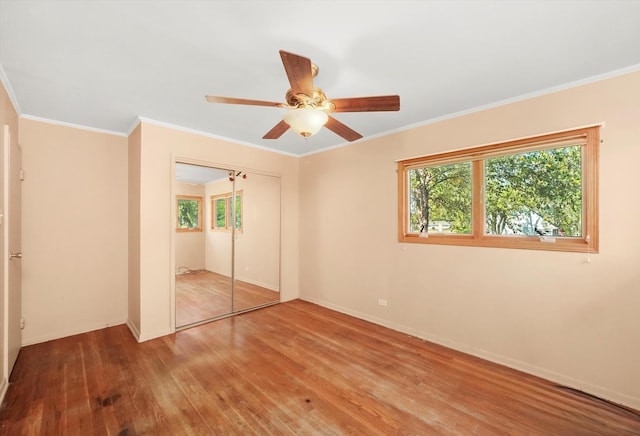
399, 233, 597, 253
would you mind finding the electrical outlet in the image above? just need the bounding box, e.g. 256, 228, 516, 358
20, 318, 25, 329
378, 299, 387, 307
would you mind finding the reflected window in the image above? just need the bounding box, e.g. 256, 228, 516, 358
176, 195, 203, 232
211, 191, 243, 233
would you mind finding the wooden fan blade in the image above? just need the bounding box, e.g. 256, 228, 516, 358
325, 116, 363, 142
205, 95, 284, 107
330, 95, 400, 112
263, 120, 290, 139
279, 50, 314, 97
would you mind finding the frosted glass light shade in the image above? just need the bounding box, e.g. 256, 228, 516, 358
283, 107, 329, 138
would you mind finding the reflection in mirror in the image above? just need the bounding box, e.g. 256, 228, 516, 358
175, 163, 233, 327
174, 162, 281, 329
231, 172, 281, 312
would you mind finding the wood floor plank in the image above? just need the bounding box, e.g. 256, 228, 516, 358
1, 300, 639, 435
175, 270, 279, 327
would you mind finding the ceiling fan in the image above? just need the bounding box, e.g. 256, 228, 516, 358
205, 50, 400, 142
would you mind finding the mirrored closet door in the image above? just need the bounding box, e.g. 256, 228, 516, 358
232, 172, 281, 312
174, 162, 280, 329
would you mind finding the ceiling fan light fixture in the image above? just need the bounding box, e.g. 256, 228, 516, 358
283, 107, 328, 138
206, 50, 399, 142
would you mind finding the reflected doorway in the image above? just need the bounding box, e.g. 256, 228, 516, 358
174, 162, 281, 329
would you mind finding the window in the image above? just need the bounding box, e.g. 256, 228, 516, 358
176, 195, 203, 232
408, 162, 472, 235
398, 126, 599, 252
211, 191, 243, 232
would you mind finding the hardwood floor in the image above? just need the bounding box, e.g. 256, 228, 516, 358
1, 300, 639, 435
175, 270, 279, 327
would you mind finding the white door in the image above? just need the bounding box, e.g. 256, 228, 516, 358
2, 124, 21, 380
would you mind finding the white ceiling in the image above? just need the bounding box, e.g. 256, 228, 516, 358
175, 162, 230, 185
1, 1, 639, 156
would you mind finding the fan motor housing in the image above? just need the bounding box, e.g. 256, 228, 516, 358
285, 88, 335, 111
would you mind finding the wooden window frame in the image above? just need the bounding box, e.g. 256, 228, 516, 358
397, 126, 599, 253
176, 195, 203, 233
210, 190, 243, 233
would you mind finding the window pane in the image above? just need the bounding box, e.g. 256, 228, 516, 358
177, 199, 199, 229
215, 198, 226, 228
235, 195, 242, 229
484, 145, 582, 237
408, 163, 472, 234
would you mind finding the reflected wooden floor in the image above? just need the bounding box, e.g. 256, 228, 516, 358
175, 270, 279, 327
1, 300, 639, 435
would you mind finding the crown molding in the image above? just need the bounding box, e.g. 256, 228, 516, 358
20, 114, 127, 137
395, 63, 640, 136
6, 62, 640, 158
301, 63, 640, 157
135, 116, 298, 158
0, 64, 22, 115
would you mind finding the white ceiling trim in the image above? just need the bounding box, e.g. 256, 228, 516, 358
6, 60, 640, 159
2, 1, 639, 155
135, 116, 300, 158
300, 62, 640, 158
19, 113, 127, 137
0, 64, 21, 116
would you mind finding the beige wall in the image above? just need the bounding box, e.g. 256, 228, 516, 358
0, 81, 7, 397
234, 172, 280, 290
127, 125, 141, 338
20, 118, 129, 345
6, 67, 639, 409
299, 71, 640, 409
205, 173, 281, 290
0, 79, 19, 398
132, 121, 298, 341
204, 177, 233, 277
175, 181, 205, 271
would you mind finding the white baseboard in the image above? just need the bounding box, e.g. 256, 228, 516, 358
21, 317, 127, 346
198, 269, 278, 292
175, 266, 206, 275
126, 318, 171, 343
300, 296, 640, 411
126, 318, 141, 342
234, 275, 279, 292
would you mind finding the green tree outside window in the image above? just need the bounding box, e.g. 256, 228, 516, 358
176, 196, 202, 232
